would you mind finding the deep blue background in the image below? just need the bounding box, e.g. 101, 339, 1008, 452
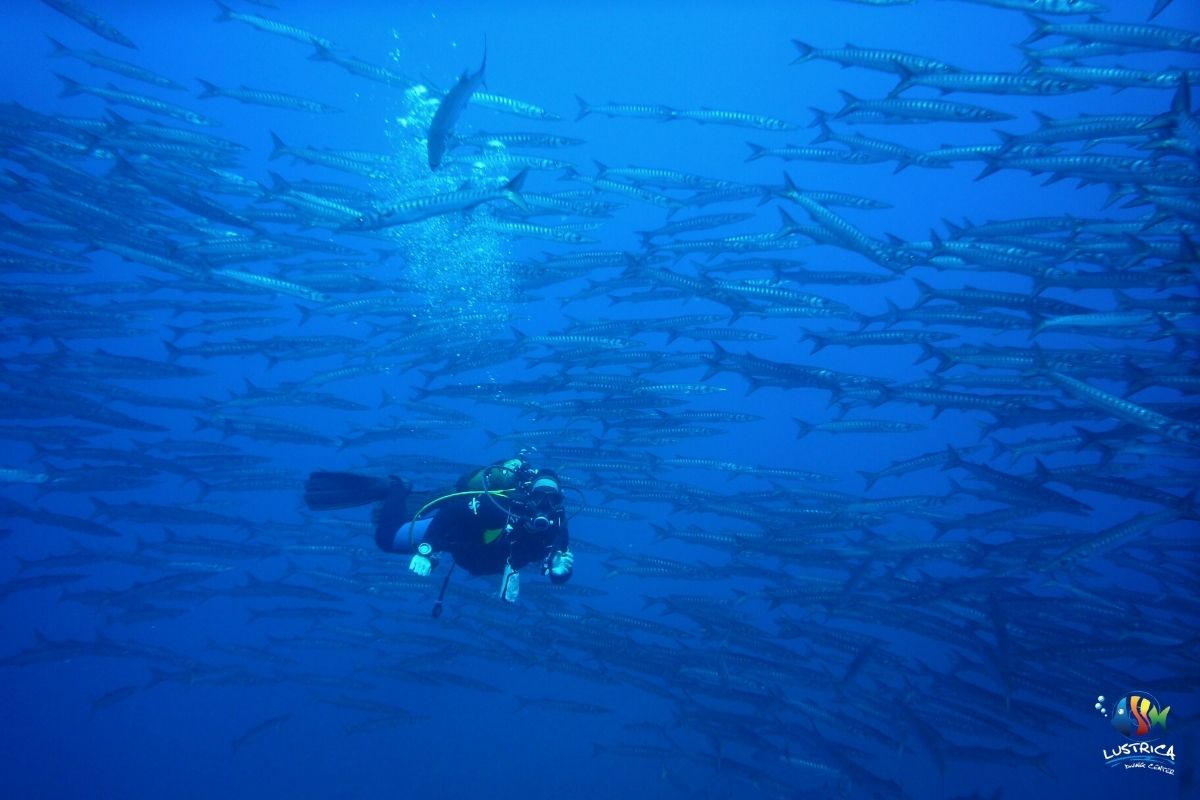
0, 1, 1197, 799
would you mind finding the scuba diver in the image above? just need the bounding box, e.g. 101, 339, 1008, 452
302, 455, 573, 611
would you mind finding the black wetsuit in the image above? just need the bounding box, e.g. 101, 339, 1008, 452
424, 490, 570, 580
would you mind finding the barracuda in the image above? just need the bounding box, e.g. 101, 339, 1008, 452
457, 130, 585, 149
214, 1, 337, 49
835, 91, 1014, 123
790, 40, 959, 74
892, 69, 1091, 96
794, 418, 926, 437
210, 269, 331, 303
807, 329, 959, 351
268, 131, 390, 176
955, 0, 1107, 13
263, 173, 362, 226
1024, 14, 1200, 52
348, 170, 528, 230
671, 106, 798, 131
308, 44, 410, 88
745, 141, 887, 164
788, 193, 892, 264
1039, 509, 1187, 574
1034, 309, 1168, 336
574, 96, 676, 122
512, 327, 635, 350
44, 0, 137, 49
470, 92, 559, 120
777, 173, 892, 209
943, 446, 1092, 514
196, 80, 342, 114
1035, 64, 1200, 91
476, 218, 597, 244
912, 278, 1089, 315
428, 47, 486, 170
1043, 371, 1200, 447
718, 278, 848, 310
46, 37, 183, 89
562, 168, 680, 210
55, 74, 218, 126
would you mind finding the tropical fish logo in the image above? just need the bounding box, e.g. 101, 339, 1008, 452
1111, 693, 1170, 739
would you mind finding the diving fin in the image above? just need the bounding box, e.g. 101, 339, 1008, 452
303, 471, 392, 510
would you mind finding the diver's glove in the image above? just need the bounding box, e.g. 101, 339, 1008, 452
409, 542, 435, 577
550, 550, 574, 577
501, 562, 519, 603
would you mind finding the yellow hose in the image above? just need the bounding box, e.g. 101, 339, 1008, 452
407, 489, 515, 549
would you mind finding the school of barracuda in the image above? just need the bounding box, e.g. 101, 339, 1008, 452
1, 0, 1198, 798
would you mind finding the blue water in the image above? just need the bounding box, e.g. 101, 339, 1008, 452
1, 1, 1197, 798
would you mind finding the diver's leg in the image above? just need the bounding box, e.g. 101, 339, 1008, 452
382, 515, 433, 553
372, 477, 412, 551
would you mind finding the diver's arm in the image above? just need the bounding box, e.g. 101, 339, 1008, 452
547, 520, 572, 584
548, 550, 573, 583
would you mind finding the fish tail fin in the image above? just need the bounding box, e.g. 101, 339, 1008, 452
45, 35, 69, 56
268, 170, 293, 193
1021, 13, 1049, 45
214, 0, 233, 22
503, 168, 529, 211
790, 39, 815, 64
888, 66, 914, 99
295, 302, 315, 327
807, 106, 830, 129
810, 120, 833, 145
196, 78, 220, 99
268, 130, 287, 160
479, 36, 488, 89
574, 95, 591, 122
1149, 0, 1172, 19
993, 129, 1019, 154
910, 277, 934, 306
941, 445, 963, 471
777, 206, 801, 236
974, 156, 1002, 181
54, 73, 84, 98
744, 141, 766, 162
